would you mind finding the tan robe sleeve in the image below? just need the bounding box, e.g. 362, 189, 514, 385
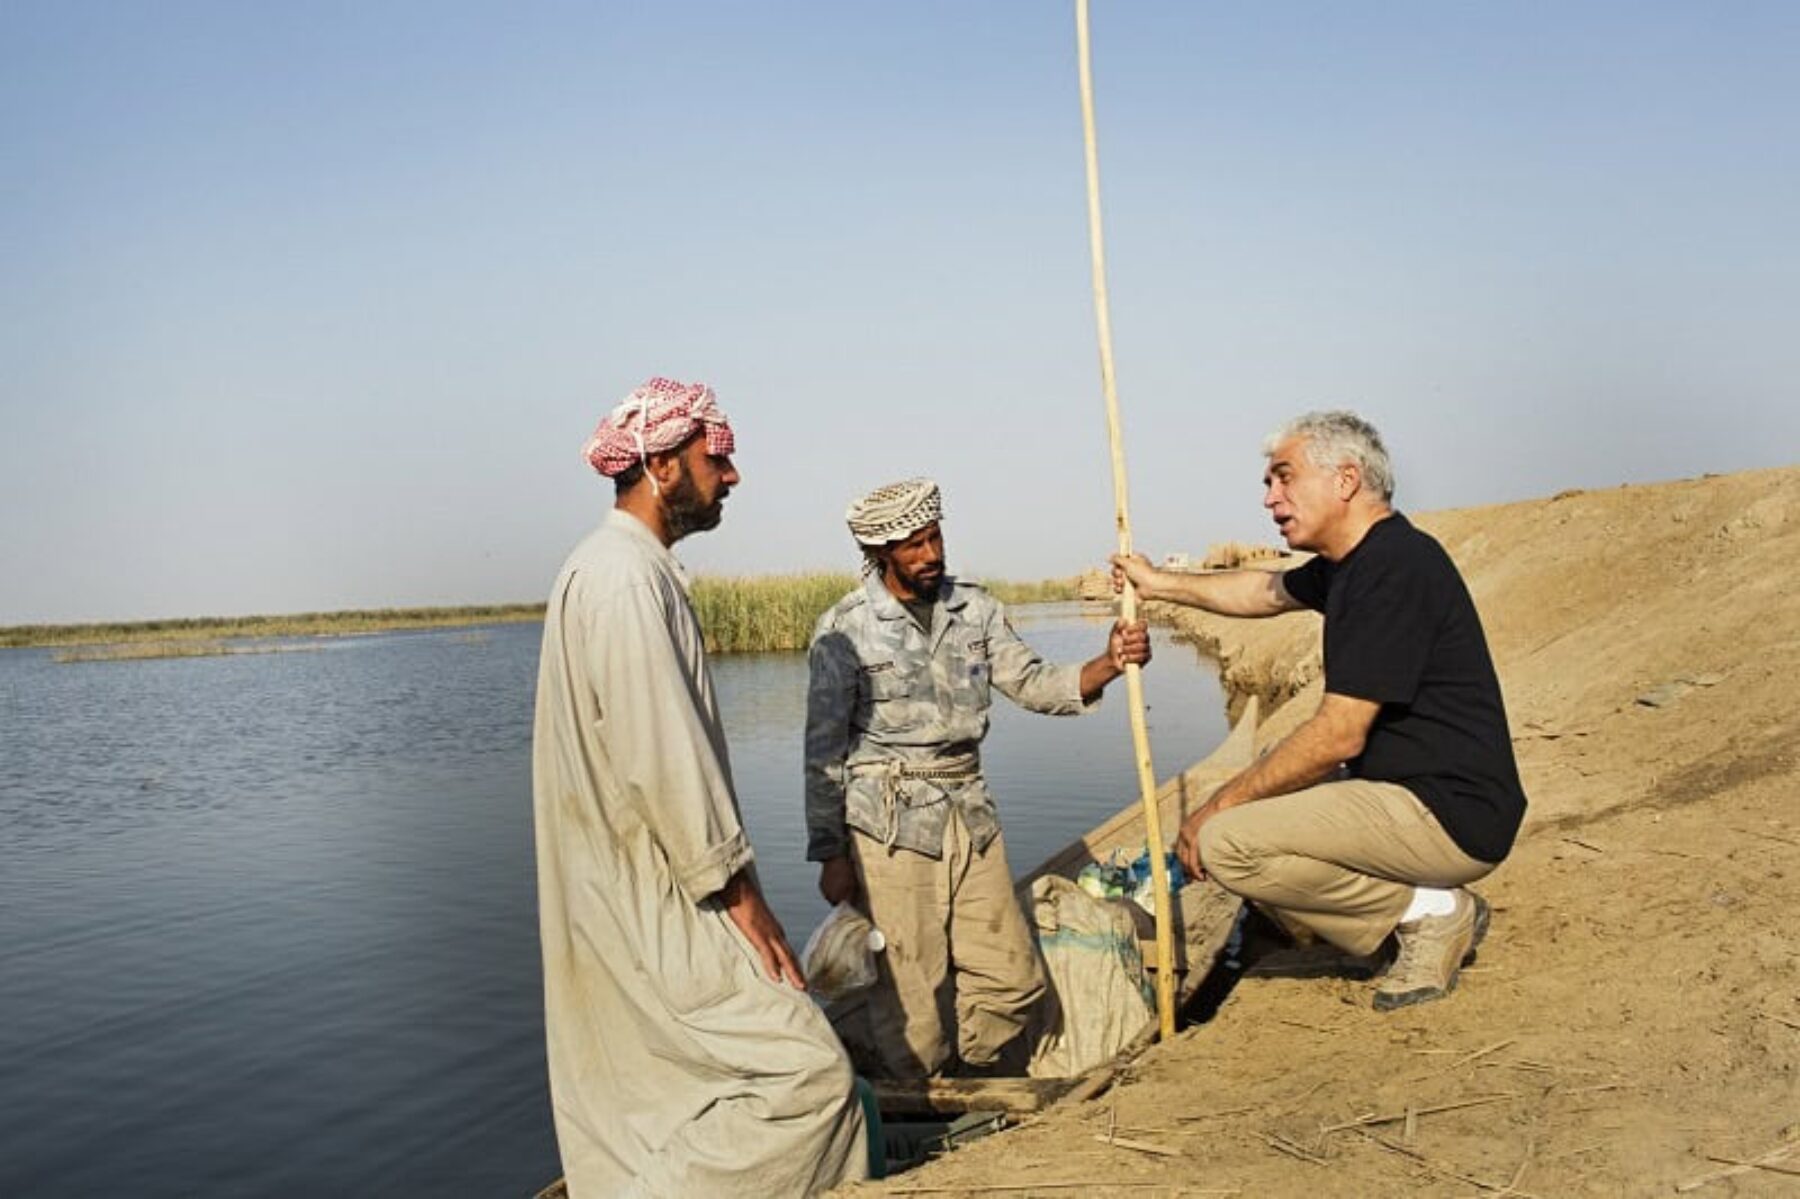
581, 574, 752, 904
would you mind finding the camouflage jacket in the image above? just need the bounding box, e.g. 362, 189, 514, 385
805, 574, 1094, 861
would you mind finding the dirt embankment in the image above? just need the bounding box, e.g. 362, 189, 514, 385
851, 465, 1800, 1197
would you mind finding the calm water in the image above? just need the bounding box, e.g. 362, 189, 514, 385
0, 603, 1223, 1196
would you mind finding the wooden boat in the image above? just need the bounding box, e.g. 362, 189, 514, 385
864, 695, 1256, 1119
533, 700, 1258, 1195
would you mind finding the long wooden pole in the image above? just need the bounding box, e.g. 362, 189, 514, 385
1075, 0, 1177, 1041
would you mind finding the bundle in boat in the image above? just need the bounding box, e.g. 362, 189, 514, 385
852, 699, 1260, 1117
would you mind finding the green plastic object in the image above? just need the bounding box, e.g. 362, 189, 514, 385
853, 1075, 886, 1180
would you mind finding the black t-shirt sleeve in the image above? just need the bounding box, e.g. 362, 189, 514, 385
1325, 550, 1443, 705
1278, 558, 1330, 611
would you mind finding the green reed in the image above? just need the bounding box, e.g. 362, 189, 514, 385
976, 576, 1083, 605
689, 574, 1085, 653
688, 573, 860, 654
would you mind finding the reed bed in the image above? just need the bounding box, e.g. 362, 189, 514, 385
978, 576, 1084, 606
689, 574, 1086, 653
688, 573, 859, 654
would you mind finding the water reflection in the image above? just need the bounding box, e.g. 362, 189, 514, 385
0, 607, 1223, 1196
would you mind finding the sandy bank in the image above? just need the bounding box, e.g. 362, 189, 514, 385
845, 464, 1800, 1197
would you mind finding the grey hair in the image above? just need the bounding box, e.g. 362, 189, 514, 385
1263, 410, 1395, 501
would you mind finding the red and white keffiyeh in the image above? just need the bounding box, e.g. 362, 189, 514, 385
582, 377, 736, 477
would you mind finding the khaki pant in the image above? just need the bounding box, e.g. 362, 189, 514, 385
851, 809, 1045, 1079
1198, 779, 1494, 957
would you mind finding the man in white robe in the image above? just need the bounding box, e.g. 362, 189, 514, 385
533, 378, 868, 1197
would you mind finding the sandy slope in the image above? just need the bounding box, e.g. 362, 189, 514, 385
842, 465, 1800, 1197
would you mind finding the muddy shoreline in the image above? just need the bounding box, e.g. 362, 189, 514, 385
842, 465, 1800, 1197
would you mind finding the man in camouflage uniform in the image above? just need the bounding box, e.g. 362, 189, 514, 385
804, 478, 1150, 1079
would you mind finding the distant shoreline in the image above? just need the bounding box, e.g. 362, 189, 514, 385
4, 575, 1085, 656
0, 604, 549, 650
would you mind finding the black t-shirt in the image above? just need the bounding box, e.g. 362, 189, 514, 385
1280, 513, 1527, 863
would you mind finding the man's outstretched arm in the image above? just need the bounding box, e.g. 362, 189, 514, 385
1076, 617, 1152, 703
1111, 553, 1303, 618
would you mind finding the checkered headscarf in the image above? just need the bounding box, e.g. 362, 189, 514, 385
846, 478, 942, 547
582, 377, 736, 478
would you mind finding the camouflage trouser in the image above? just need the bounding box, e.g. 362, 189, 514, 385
851, 806, 1046, 1079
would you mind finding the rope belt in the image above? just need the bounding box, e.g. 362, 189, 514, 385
848, 752, 980, 846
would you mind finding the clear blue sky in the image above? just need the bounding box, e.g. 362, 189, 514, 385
3, 2, 1795, 624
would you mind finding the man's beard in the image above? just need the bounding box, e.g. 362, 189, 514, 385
662, 462, 725, 540
888, 557, 945, 599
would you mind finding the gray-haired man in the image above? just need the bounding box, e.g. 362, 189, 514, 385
805, 478, 1150, 1078
1114, 412, 1527, 1010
